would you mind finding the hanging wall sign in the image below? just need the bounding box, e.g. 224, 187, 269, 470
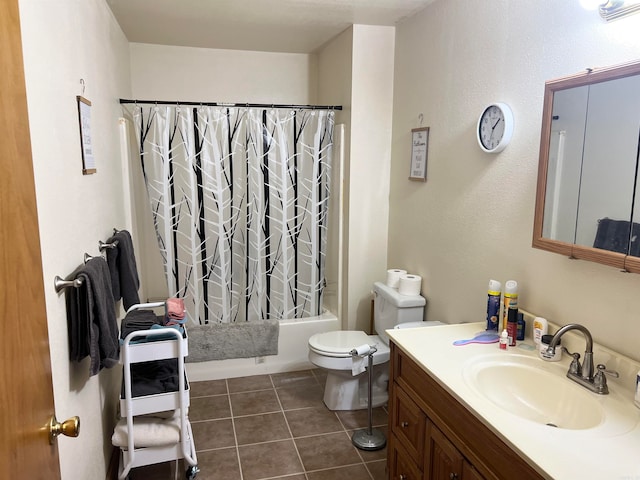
409, 127, 429, 181
76, 96, 96, 175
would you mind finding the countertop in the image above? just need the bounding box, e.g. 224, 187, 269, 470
386, 319, 640, 480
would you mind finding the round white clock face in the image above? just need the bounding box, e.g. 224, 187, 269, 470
477, 103, 514, 153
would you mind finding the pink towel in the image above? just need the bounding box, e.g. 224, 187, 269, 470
166, 298, 185, 320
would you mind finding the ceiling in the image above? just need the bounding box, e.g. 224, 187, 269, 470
106, 0, 435, 54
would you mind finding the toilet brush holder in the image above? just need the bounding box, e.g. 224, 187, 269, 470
349, 345, 386, 451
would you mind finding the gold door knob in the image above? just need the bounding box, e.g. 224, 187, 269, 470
48, 415, 80, 444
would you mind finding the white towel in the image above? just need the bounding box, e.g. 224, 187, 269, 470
111, 416, 180, 448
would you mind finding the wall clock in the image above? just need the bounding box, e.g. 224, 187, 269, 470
476, 103, 514, 153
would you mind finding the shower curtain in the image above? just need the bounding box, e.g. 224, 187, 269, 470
129, 104, 334, 324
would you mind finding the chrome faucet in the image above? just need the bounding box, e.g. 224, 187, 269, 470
546, 323, 618, 395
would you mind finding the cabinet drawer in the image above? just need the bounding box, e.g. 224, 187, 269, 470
389, 433, 422, 480
393, 347, 433, 408
391, 386, 426, 464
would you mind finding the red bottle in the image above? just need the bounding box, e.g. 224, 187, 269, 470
506, 305, 518, 347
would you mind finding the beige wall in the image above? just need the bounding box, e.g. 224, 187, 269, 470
317, 25, 397, 332
19, 0, 132, 478
347, 25, 396, 331
130, 43, 318, 104
316, 27, 354, 322
389, 0, 640, 360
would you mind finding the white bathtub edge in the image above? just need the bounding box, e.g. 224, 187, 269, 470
186, 311, 340, 381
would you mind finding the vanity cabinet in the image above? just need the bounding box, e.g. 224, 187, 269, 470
388, 342, 547, 480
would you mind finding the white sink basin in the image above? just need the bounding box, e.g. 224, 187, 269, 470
463, 354, 604, 430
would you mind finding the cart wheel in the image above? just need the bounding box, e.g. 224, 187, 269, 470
186, 465, 199, 479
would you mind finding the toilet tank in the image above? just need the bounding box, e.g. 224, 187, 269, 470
373, 281, 426, 344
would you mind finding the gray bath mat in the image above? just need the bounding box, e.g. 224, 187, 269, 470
186, 320, 279, 362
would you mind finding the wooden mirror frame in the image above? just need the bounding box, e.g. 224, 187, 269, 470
533, 59, 640, 273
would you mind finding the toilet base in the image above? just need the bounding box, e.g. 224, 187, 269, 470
321, 364, 389, 411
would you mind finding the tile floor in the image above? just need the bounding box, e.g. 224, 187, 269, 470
129, 369, 388, 480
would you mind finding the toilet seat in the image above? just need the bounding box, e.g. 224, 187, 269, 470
308, 330, 376, 358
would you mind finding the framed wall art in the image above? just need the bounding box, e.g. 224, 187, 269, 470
76, 95, 96, 175
409, 126, 429, 181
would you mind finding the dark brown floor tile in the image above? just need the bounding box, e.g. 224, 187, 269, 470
337, 407, 388, 429
238, 440, 303, 480
271, 369, 318, 388
295, 432, 362, 471
234, 412, 291, 445
230, 389, 281, 416
366, 459, 388, 480
285, 407, 343, 437
276, 384, 324, 410
189, 394, 231, 421
192, 418, 235, 450
194, 447, 241, 480
190, 379, 228, 397
227, 374, 273, 393
307, 463, 373, 480
311, 367, 327, 383
355, 434, 388, 462
270, 475, 306, 480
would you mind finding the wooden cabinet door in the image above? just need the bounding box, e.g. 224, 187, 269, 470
425, 422, 464, 480
388, 433, 422, 480
462, 461, 485, 480
391, 385, 426, 463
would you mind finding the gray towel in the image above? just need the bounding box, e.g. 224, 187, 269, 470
593, 218, 640, 256
186, 320, 279, 362
73, 257, 120, 376
106, 230, 140, 310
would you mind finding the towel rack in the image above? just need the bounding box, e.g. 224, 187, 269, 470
99, 239, 119, 252
54, 232, 122, 294
54, 276, 83, 293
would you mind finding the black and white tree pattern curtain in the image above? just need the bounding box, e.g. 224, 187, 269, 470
130, 105, 334, 324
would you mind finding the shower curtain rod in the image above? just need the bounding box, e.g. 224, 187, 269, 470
119, 99, 342, 111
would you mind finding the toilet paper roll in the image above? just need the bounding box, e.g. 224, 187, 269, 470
350, 344, 371, 375
386, 269, 407, 288
351, 344, 372, 356
398, 274, 422, 296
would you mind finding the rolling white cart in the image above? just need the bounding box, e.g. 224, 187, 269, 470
113, 303, 198, 480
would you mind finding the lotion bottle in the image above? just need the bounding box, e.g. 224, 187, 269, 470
533, 317, 548, 346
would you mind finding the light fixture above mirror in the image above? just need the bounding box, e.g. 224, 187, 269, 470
582, 0, 640, 21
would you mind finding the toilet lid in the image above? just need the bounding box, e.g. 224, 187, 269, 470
308, 331, 372, 356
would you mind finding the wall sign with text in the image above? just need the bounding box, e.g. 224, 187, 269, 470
409, 127, 429, 181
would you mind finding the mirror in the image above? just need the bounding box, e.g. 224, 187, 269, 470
533, 60, 640, 272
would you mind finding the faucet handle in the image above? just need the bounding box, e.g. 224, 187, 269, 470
596, 364, 619, 378
593, 364, 619, 394
567, 352, 582, 376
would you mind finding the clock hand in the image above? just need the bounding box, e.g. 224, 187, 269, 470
492, 118, 501, 130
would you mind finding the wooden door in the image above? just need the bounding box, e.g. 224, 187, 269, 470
0, 0, 61, 478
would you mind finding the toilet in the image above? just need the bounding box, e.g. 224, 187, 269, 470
308, 281, 442, 410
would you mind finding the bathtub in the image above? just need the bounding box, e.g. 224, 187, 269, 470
185, 310, 340, 381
